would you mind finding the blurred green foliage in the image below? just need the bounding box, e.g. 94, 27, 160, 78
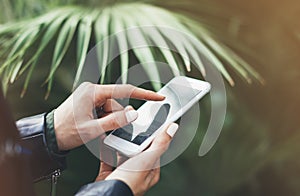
1, 0, 300, 196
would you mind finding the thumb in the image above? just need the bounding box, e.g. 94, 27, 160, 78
146, 123, 179, 157
95, 106, 138, 132
118, 123, 179, 172
114, 123, 179, 172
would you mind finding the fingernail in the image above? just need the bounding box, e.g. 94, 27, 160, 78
125, 105, 134, 111
125, 110, 138, 122
166, 123, 179, 137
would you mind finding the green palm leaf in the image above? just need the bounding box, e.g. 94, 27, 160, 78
137, 4, 204, 75
45, 10, 81, 98
94, 7, 111, 85
128, 6, 180, 77
0, 26, 39, 74
139, 5, 235, 85
47, 12, 80, 80
0, 2, 262, 96
1, 26, 40, 94
178, 16, 263, 83
111, 8, 129, 84
18, 11, 71, 96
124, 17, 162, 90
73, 13, 94, 86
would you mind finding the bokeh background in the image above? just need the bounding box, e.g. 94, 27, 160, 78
1, 0, 300, 195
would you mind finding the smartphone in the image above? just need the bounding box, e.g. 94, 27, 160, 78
104, 76, 211, 157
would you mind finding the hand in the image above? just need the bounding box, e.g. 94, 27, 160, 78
54, 82, 165, 151
96, 123, 179, 196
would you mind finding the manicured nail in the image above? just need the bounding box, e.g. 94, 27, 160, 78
125, 105, 134, 111
125, 110, 138, 122
166, 123, 179, 137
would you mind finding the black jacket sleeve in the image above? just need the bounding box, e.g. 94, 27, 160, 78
16, 113, 67, 182
17, 113, 134, 196
76, 180, 133, 196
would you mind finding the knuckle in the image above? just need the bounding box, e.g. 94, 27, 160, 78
125, 84, 134, 88
154, 137, 167, 147
81, 81, 92, 88
108, 119, 117, 128
153, 139, 169, 152
126, 84, 135, 92
109, 118, 122, 128
79, 82, 94, 95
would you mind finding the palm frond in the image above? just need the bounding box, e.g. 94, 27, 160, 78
128, 5, 181, 77
123, 17, 162, 90
73, 12, 95, 87
0, 3, 262, 96
110, 8, 129, 84
136, 4, 204, 74
46, 10, 81, 82
178, 16, 264, 83
94, 7, 110, 85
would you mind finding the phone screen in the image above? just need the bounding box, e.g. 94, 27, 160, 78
112, 82, 202, 145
